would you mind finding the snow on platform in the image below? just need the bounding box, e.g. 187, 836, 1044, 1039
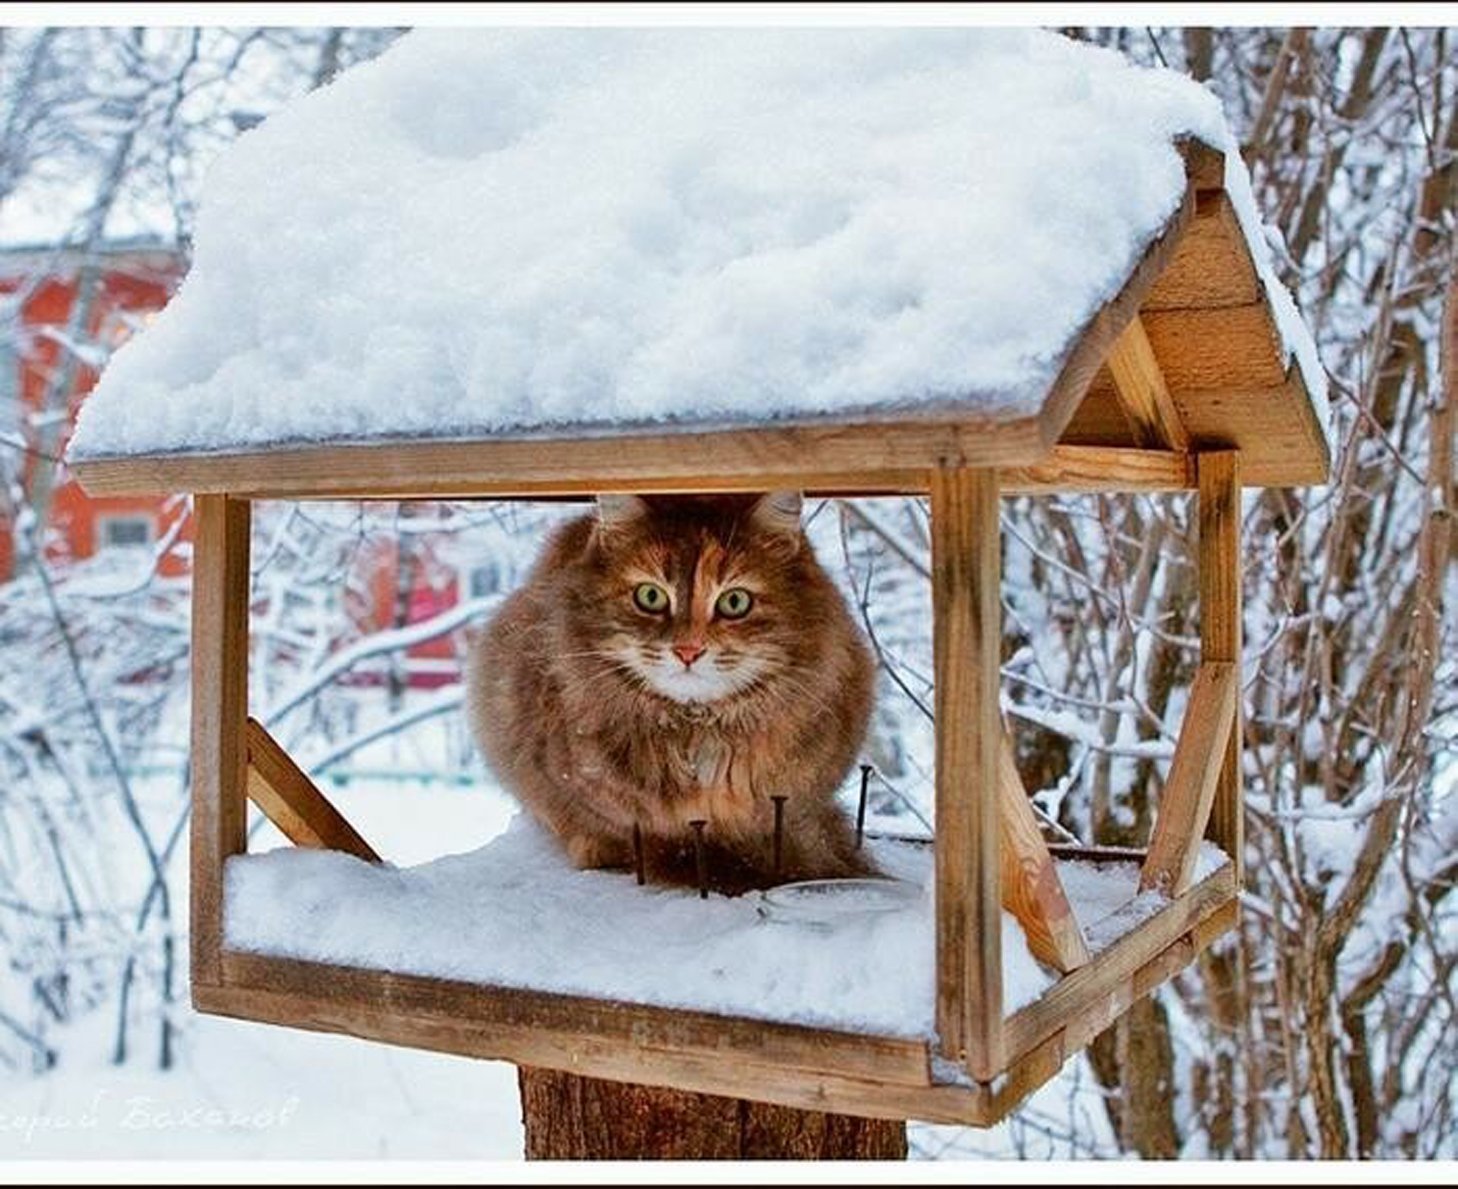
223, 815, 1228, 1039
68, 28, 1322, 461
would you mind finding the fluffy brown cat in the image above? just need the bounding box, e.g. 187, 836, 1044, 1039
466, 492, 877, 893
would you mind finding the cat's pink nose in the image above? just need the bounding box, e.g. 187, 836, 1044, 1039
672, 641, 706, 668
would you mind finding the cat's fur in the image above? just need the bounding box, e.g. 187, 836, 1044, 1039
466, 492, 877, 893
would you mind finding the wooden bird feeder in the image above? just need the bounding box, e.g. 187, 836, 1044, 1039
69, 96, 1329, 1124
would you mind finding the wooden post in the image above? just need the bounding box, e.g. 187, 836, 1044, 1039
189, 495, 251, 990
517, 1068, 906, 1159
930, 465, 1004, 1080
1198, 452, 1243, 885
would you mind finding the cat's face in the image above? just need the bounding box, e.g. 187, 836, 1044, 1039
578, 493, 809, 705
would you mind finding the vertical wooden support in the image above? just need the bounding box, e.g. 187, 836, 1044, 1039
190, 495, 251, 989
930, 465, 1003, 1080
1198, 452, 1243, 885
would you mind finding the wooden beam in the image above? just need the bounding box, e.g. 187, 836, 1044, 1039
189, 496, 251, 988
930, 465, 1003, 1080
1105, 316, 1190, 451
207, 952, 985, 1124
999, 895, 1239, 1110
1003, 861, 1236, 1066
1003, 445, 1194, 494
220, 951, 931, 1086
1198, 451, 1244, 885
245, 718, 381, 863
197, 976, 988, 1125
997, 732, 1091, 973
68, 415, 1046, 500
1138, 662, 1239, 896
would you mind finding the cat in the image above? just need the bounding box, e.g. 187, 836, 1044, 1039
466, 491, 878, 894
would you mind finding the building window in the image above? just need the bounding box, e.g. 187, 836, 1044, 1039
468, 563, 500, 599
99, 515, 153, 550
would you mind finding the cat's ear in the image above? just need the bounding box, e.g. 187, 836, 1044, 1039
596, 494, 648, 531
750, 491, 804, 540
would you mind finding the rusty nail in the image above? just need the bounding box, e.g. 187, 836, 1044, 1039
690, 819, 708, 900
856, 764, 873, 850
633, 822, 645, 886
771, 795, 788, 879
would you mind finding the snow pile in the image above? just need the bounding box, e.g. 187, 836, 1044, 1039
67, 27, 1317, 460
224, 816, 1229, 1037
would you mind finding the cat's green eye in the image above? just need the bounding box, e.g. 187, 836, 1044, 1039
715, 588, 754, 619
633, 582, 670, 614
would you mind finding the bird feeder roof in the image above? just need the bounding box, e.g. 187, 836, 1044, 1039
66, 28, 1330, 497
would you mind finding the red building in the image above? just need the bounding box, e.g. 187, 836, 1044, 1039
1, 241, 468, 688
0, 239, 187, 581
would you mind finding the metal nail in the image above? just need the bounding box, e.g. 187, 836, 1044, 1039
633, 822, 645, 886
689, 819, 708, 900
771, 795, 788, 879
857, 764, 873, 850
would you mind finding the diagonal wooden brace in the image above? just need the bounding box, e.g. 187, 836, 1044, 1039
1138, 662, 1238, 897
245, 717, 381, 863
997, 731, 1091, 973
1106, 316, 1190, 452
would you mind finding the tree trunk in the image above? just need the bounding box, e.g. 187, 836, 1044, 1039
517, 1066, 907, 1160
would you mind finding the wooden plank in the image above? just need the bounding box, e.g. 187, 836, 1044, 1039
196, 978, 990, 1126
1138, 662, 1239, 896
189, 496, 251, 988
1105, 316, 1191, 451
1143, 191, 1261, 311
1142, 303, 1289, 394
68, 415, 1046, 500
221, 952, 932, 1087
1003, 862, 1236, 1065
1003, 445, 1194, 494
929, 465, 1003, 1080
209, 952, 983, 1122
1169, 373, 1329, 488
997, 732, 1091, 973
1010, 895, 1240, 1097
1198, 451, 1244, 885
245, 718, 381, 863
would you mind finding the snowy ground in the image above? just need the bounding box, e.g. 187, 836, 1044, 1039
3, 767, 1123, 1159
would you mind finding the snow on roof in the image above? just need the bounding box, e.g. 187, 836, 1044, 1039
67, 28, 1321, 460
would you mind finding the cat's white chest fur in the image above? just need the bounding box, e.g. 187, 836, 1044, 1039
691, 736, 729, 789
